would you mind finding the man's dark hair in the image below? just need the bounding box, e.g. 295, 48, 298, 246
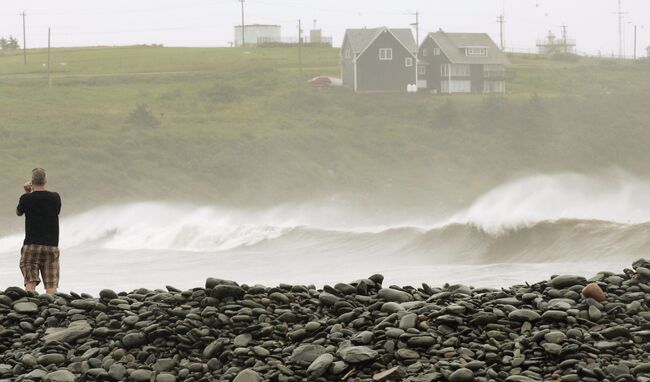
32, 168, 46, 186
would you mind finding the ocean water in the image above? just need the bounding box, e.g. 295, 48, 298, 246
1, 173, 648, 295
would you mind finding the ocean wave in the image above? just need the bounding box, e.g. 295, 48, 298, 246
1, 173, 649, 262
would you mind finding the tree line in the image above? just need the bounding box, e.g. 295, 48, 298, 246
0, 36, 20, 50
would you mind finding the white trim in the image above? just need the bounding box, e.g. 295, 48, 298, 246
405, 57, 413, 67
379, 48, 393, 60
354, 60, 358, 92
356, 27, 417, 60
341, 33, 351, 56
379, 48, 389, 60
425, 33, 509, 65
464, 46, 488, 57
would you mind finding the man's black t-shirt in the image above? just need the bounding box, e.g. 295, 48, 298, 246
17, 191, 61, 247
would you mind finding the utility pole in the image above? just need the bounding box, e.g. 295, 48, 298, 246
615, 0, 626, 58
407, 11, 419, 45
413, 11, 419, 46
47, 27, 52, 88
561, 24, 568, 53
298, 19, 303, 76
239, 0, 245, 48
633, 24, 637, 60
21, 11, 27, 64
497, 14, 505, 50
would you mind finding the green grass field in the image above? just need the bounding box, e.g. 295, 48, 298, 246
1, 46, 649, 222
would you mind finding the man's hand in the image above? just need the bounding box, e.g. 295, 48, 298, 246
23, 181, 33, 193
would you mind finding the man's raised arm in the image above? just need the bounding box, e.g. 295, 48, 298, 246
17, 182, 31, 216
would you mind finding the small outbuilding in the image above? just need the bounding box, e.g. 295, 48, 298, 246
234, 24, 281, 47
341, 27, 418, 92
417, 31, 510, 94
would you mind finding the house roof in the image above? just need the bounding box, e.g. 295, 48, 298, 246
424, 32, 510, 65
344, 27, 417, 56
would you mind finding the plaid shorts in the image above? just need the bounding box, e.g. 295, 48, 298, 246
20, 245, 60, 289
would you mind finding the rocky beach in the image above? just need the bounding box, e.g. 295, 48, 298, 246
1, 261, 650, 382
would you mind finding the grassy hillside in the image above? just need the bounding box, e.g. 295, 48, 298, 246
1, 46, 649, 224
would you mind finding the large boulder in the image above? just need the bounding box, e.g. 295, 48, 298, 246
377, 288, 413, 303
291, 344, 326, 364
307, 354, 334, 378
550, 275, 586, 289
233, 369, 261, 382
43, 320, 92, 343
211, 285, 245, 299
338, 346, 378, 363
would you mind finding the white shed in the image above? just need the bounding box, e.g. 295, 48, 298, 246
234, 24, 281, 47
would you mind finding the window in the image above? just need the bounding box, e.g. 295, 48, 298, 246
405, 57, 413, 67
441, 64, 471, 77
422, 48, 427, 57
465, 47, 488, 57
379, 48, 393, 60
433, 47, 441, 56
484, 65, 505, 78
441, 80, 471, 93
418, 65, 426, 75
484, 80, 506, 93
345, 49, 351, 59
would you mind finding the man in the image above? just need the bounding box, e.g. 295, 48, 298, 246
16, 168, 62, 294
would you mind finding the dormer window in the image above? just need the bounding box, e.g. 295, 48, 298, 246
465, 47, 488, 57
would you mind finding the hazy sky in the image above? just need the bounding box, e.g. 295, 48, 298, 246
1, 0, 649, 56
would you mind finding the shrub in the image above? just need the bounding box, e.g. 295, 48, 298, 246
552, 52, 581, 62
127, 104, 161, 128
199, 83, 242, 103
433, 99, 463, 129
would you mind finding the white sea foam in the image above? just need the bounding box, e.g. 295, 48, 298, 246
1, 173, 648, 293
1, 172, 649, 253
447, 172, 650, 233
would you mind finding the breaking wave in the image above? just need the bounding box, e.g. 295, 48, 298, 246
1, 173, 649, 264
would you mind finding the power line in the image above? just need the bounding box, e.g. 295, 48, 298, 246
252, 0, 410, 16
25, 2, 217, 16
25, 25, 220, 36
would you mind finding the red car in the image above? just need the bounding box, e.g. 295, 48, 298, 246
308, 76, 342, 86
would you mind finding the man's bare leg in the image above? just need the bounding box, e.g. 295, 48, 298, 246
25, 282, 37, 292
46, 287, 57, 294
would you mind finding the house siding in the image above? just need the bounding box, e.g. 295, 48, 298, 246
418, 38, 449, 93
356, 31, 416, 92
419, 34, 508, 94
341, 39, 356, 90
470, 65, 484, 93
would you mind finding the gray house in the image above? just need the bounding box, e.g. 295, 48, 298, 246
341, 27, 418, 92
417, 31, 510, 94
